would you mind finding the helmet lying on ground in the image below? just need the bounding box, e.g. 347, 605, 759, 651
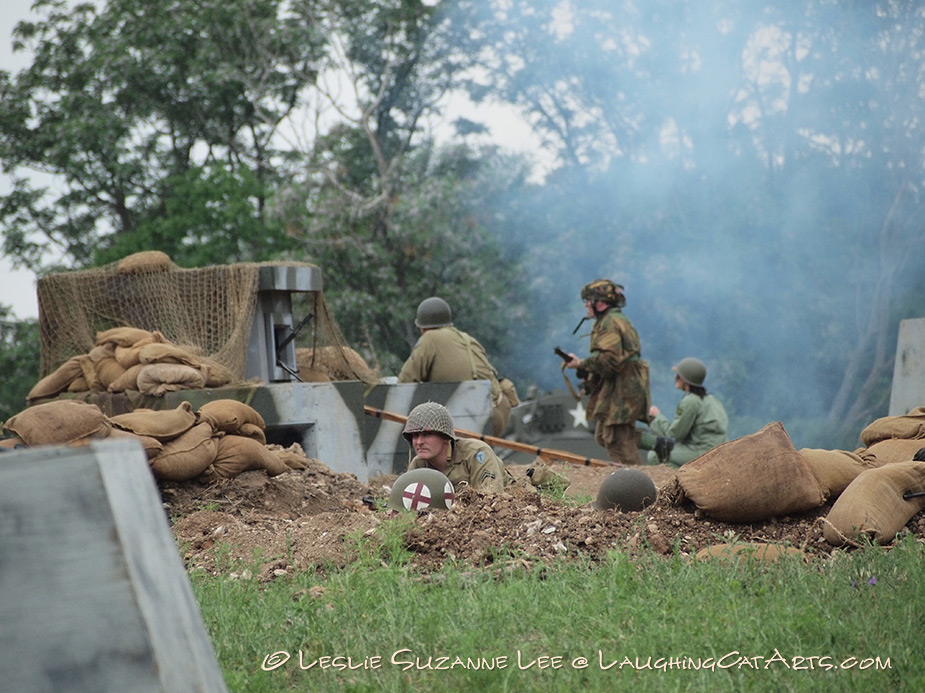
388, 468, 456, 511
593, 468, 657, 512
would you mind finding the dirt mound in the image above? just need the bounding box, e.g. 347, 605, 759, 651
164, 458, 925, 579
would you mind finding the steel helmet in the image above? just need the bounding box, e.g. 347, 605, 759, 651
673, 357, 707, 386
593, 468, 657, 512
388, 468, 456, 511
580, 279, 626, 307
402, 401, 457, 443
414, 297, 453, 328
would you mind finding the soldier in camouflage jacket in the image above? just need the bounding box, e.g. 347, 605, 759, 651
565, 279, 651, 466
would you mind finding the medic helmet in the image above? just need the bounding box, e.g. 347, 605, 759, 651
387, 468, 456, 511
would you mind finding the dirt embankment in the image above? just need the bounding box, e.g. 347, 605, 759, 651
165, 456, 916, 580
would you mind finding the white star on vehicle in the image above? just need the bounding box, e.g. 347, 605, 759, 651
570, 401, 588, 428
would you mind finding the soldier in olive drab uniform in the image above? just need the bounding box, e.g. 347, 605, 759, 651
403, 401, 512, 494
398, 297, 517, 436
640, 357, 728, 466
565, 279, 651, 466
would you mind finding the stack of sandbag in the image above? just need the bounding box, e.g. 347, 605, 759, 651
1, 399, 308, 483
815, 408, 925, 546
797, 408, 925, 502
668, 421, 827, 523
824, 461, 925, 546
26, 327, 238, 402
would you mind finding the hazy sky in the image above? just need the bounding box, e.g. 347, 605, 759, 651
1, 0, 39, 318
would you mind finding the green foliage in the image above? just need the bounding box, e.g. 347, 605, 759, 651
0, 308, 39, 422
192, 537, 924, 692
93, 163, 298, 267
285, 136, 530, 376
0, 0, 321, 271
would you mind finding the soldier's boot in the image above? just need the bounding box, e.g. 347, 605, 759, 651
654, 437, 675, 464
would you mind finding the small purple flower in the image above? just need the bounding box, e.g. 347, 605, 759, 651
867, 576, 877, 586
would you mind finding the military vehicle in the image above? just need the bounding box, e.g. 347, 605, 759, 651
499, 387, 616, 464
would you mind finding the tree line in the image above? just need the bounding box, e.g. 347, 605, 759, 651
1, 0, 923, 448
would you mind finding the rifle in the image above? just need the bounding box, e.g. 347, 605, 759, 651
555, 346, 586, 402
364, 405, 616, 468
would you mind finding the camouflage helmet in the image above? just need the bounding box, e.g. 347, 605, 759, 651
415, 297, 453, 329
673, 357, 707, 387
593, 468, 657, 512
402, 401, 457, 443
581, 279, 626, 307
388, 468, 456, 511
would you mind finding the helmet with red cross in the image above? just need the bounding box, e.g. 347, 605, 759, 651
387, 468, 456, 512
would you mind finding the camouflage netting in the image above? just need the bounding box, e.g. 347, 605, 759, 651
35, 251, 378, 387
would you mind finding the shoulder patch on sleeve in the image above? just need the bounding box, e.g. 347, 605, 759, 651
476, 450, 486, 464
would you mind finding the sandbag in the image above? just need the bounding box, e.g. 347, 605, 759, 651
138, 342, 203, 367
26, 356, 84, 401
526, 462, 571, 491
114, 337, 158, 369
67, 376, 89, 393
66, 421, 114, 446
3, 400, 109, 446
798, 448, 880, 500
824, 461, 925, 546
863, 438, 925, 466
198, 399, 266, 433
78, 354, 103, 392
296, 368, 331, 383
95, 357, 127, 389
107, 363, 145, 393
88, 342, 116, 362
296, 346, 378, 382
95, 326, 158, 348
149, 422, 217, 481
116, 250, 174, 274
272, 448, 309, 471
237, 423, 267, 445
110, 401, 198, 441
676, 421, 826, 523
136, 363, 206, 396
106, 427, 164, 459
695, 543, 805, 563
206, 435, 290, 479
859, 407, 925, 446
199, 359, 237, 388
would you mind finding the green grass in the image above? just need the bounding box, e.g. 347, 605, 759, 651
191, 525, 921, 693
